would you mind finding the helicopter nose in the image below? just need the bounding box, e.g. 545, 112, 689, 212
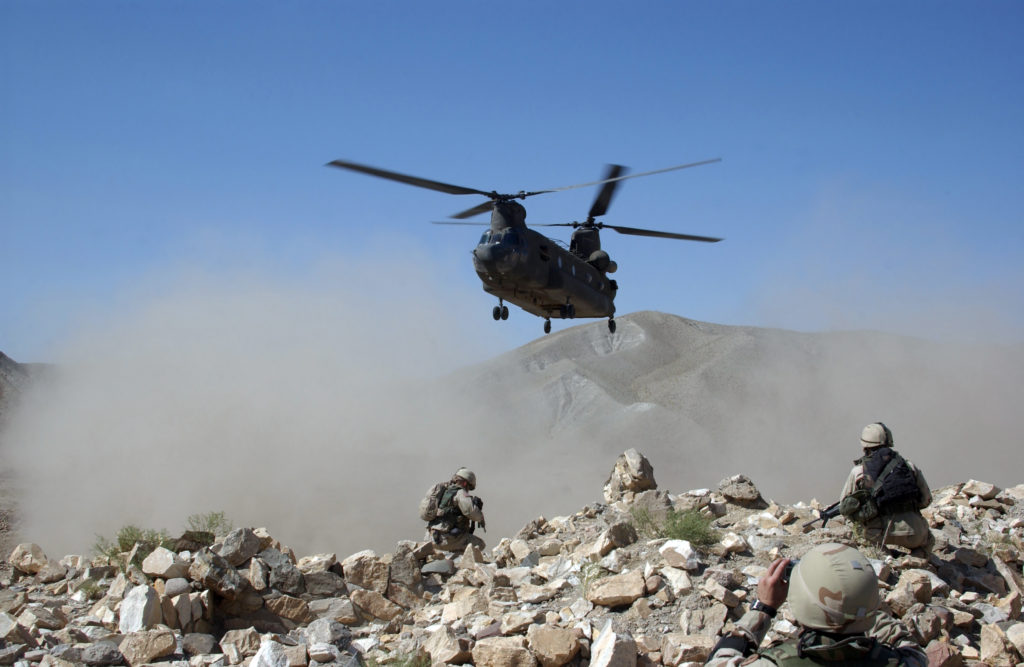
473, 244, 497, 263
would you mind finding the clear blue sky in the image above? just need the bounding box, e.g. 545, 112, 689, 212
3, 1, 1022, 361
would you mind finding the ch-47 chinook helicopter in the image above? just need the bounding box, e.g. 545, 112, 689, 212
326, 158, 722, 334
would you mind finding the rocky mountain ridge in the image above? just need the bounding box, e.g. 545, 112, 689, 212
2, 449, 1023, 666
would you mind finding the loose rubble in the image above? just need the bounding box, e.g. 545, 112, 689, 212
2, 449, 1022, 666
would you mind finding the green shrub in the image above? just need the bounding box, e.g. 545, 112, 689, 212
663, 508, 719, 545
186, 511, 234, 539
628, 506, 720, 546
364, 652, 431, 667
92, 524, 174, 569
578, 560, 609, 596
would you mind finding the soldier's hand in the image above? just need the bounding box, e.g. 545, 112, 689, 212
757, 557, 791, 609
472, 496, 483, 510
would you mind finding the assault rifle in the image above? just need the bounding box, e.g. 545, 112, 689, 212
803, 500, 842, 528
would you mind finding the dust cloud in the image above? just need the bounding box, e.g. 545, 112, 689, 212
3, 239, 1021, 561
1, 254, 558, 558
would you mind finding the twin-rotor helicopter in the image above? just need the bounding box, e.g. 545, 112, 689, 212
327, 158, 722, 334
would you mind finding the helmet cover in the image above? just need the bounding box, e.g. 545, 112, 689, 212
788, 543, 880, 633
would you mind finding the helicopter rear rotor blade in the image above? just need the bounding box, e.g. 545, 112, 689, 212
588, 165, 627, 220
326, 159, 494, 197
542, 158, 721, 195
606, 224, 722, 243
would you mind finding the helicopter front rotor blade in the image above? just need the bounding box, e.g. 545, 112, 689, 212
451, 200, 496, 219
326, 159, 494, 197
543, 158, 722, 195
430, 220, 489, 226
606, 224, 722, 243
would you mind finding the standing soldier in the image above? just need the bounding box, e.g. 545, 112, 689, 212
838, 422, 933, 554
705, 543, 926, 666
421, 467, 486, 553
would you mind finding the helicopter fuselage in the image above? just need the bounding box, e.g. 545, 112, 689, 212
471, 201, 616, 320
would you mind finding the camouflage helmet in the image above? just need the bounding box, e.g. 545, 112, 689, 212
788, 543, 880, 634
860, 422, 893, 449
454, 467, 476, 490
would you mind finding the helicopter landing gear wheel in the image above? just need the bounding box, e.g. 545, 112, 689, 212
608, 318, 616, 333
501, 305, 509, 320
544, 319, 551, 334
492, 306, 501, 321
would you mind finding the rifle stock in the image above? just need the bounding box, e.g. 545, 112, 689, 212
803, 500, 842, 528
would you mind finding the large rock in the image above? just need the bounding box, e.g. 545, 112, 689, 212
189, 548, 245, 600
216, 528, 262, 567
220, 627, 261, 664
309, 597, 360, 625
590, 620, 637, 667
118, 585, 162, 633
717, 474, 766, 507
8, 543, 48, 575
587, 570, 646, 607
260, 548, 305, 596
472, 635, 537, 667
526, 624, 581, 667
141, 546, 189, 579
424, 625, 473, 664
251, 638, 291, 667
119, 628, 175, 666
604, 449, 656, 503
342, 550, 389, 593
659, 540, 702, 570
350, 588, 404, 621
661, 633, 714, 666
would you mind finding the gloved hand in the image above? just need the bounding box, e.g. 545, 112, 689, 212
472, 496, 483, 510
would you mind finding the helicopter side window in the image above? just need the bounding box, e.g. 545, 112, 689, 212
478, 231, 492, 244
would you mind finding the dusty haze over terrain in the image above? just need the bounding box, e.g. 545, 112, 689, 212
1, 262, 1021, 559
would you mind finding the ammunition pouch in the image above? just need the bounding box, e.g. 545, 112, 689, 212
839, 490, 879, 523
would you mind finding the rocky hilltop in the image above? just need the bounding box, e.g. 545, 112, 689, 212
2, 450, 1023, 666
0, 352, 32, 427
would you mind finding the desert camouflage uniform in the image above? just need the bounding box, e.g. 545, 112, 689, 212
840, 452, 932, 551
426, 486, 486, 552
705, 608, 927, 666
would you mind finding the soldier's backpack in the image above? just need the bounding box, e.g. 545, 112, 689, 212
840, 449, 919, 522
418, 482, 459, 522
759, 632, 904, 665
865, 449, 920, 513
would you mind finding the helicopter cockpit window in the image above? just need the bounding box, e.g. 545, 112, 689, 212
478, 231, 492, 245
502, 229, 523, 248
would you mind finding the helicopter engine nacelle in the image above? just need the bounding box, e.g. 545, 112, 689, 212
588, 250, 617, 274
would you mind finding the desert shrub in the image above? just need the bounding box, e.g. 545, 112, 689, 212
186, 511, 234, 539
74, 579, 103, 600
92, 524, 174, 569
662, 508, 719, 545
364, 652, 431, 667
578, 560, 609, 596
628, 505, 720, 546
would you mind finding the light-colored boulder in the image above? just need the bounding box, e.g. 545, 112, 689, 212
119, 628, 176, 666
587, 570, 646, 607
350, 588, 403, 621
220, 627, 261, 664
472, 635, 537, 667
250, 638, 291, 667
141, 547, 189, 579
424, 625, 473, 664
660, 567, 693, 596
118, 585, 162, 633
8, 543, 48, 575
297, 552, 338, 574
527, 624, 581, 667
308, 597, 360, 625
341, 550, 389, 593
962, 480, 1000, 500
604, 448, 657, 503
659, 540, 701, 570
661, 633, 714, 666
590, 620, 637, 667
